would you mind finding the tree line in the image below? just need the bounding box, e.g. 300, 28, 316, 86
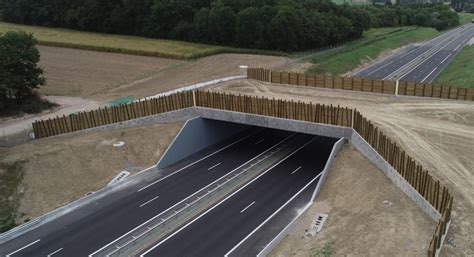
0, 0, 460, 51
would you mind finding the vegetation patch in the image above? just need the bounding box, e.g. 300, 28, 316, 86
434, 45, 474, 88
0, 161, 25, 233
458, 12, 474, 24
312, 240, 336, 257
307, 26, 439, 75
0, 22, 285, 60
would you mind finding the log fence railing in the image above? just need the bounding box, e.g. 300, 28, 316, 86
31, 90, 452, 256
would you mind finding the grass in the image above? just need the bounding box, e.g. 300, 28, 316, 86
307, 26, 440, 75
311, 240, 335, 257
0, 22, 286, 60
459, 12, 474, 25
434, 45, 474, 88
0, 161, 25, 233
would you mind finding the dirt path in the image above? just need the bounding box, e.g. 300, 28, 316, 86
210, 80, 474, 256
0, 96, 102, 137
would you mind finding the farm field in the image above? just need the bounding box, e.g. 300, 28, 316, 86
36, 45, 287, 101
434, 45, 474, 88
306, 26, 440, 75
210, 79, 474, 256
0, 22, 282, 59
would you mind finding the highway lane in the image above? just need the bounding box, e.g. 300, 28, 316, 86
354, 23, 474, 83
140, 135, 338, 257
0, 127, 294, 257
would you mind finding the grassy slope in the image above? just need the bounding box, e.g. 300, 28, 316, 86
0, 22, 284, 59
0, 161, 25, 232
308, 27, 440, 75
459, 12, 474, 25
434, 45, 474, 88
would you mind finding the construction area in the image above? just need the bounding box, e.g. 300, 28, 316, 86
0, 45, 473, 257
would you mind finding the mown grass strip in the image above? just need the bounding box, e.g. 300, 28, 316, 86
0, 22, 286, 60
434, 45, 474, 88
307, 26, 440, 75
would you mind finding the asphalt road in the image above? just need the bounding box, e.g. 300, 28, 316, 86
354, 23, 474, 83
0, 127, 295, 257
140, 135, 338, 257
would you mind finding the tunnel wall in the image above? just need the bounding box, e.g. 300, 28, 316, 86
156, 117, 252, 169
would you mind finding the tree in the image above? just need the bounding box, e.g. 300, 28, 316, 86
208, 3, 236, 44
0, 32, 45, 107
268, 7, 302, 51
235, 7, 260, 48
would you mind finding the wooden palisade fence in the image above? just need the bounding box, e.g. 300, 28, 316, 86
32, 91, 194, 139
248, 68, 474, 101
32, 90, 452, 256
195, 91, 353, 127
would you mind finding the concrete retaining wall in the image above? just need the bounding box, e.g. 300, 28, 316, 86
195, 107, 353, 140
257, 138, 346, 257
157, 117, 251, 169
311, 138, 346, 202
350, 131, 441, 221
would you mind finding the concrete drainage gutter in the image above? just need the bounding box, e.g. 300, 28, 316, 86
256, 138, 346, 257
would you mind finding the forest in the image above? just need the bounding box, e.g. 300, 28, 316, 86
0, 0, 460, 51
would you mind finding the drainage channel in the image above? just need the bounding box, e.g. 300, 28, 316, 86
91, 133, 311, 257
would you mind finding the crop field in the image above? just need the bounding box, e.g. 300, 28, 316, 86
307, 26, 440, 75
0, 22, 283, 60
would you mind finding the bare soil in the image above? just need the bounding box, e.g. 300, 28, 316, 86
210, 80, 474, 256
38, 45, 288, 101
269, 144, 435, 257
0, 122, 182, 222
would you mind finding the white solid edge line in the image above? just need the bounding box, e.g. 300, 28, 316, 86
240, 201, 256, 213
89, 133, 293, 257
138, 129, 262, 192
139, 195, 160, 208
421, 67, 438, 83
6, 239, 40, 257
47, 248, 64, 257
140, 136, 317, 257
291, 166, 302, 175
225, 172, 323, 257
256, 202, 312, 257
207, 162, 222, 171
440, 53, 452, 64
